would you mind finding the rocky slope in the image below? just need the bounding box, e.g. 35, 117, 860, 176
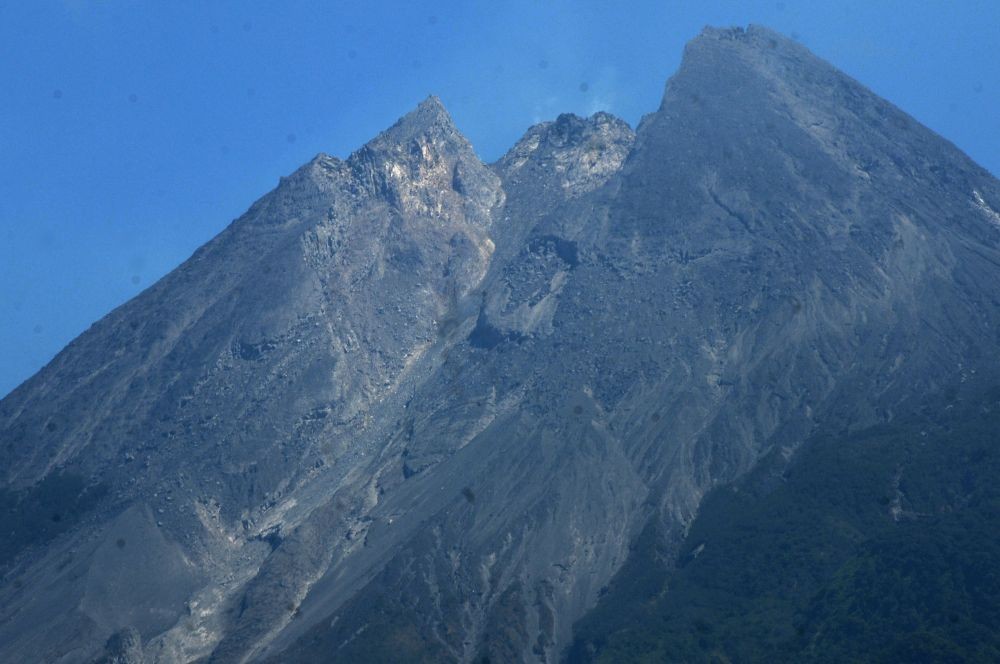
2, 25, 1000, 663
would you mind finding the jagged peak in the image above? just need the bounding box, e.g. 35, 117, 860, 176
358, 94, 470, 157
336, 94, 502, 222
399, 94, 453, 133
498, 110, 633, 166
550, 110, 632, 135
495, 110, 635, 198
417, 94, 447, 116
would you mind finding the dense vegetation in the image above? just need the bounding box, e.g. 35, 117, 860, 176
568, 388, 1000, 663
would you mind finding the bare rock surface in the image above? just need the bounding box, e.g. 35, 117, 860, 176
2, 25, 1000, 663
97, 627, 145, 664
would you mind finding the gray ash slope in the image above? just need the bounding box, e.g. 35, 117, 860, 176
2, 24, 1000, 663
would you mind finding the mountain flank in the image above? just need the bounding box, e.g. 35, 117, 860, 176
2, 25, 1000, 664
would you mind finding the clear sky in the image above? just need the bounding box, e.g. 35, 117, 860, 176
1, 1, 998, 398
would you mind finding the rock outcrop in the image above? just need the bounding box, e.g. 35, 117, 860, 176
98, 627, 145, 664
2, 25, 1000, 663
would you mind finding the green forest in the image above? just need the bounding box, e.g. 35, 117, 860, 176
569, 388, 1000, 663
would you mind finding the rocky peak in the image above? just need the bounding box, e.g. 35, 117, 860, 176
5, 25, 1000, 664
368, 95, 456, 147
646, 22, 1000, 248
496, 110, 634, 200
691, 24, 802, 50
676, 24, 815, 77
348, 96, 503, 225
655, 23, 857, 125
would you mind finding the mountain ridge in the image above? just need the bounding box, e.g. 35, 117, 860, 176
2, 24, 1000, 663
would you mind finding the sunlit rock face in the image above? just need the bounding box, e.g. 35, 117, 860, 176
3, 25, 1000, 664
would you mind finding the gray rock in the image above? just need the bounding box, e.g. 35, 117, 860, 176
96, 627, 144, 664
2, 24, 1000, 664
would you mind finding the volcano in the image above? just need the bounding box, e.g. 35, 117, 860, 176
2, 25, 1000, 664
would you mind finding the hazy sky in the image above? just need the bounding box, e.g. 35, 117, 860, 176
1, 1, 998, 397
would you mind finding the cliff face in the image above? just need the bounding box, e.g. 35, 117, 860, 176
2, 25, 1000, 663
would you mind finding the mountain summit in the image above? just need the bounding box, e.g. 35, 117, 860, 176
3, 26, 1000, 663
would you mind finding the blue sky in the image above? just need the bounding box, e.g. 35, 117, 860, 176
1, 0, 998, 397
